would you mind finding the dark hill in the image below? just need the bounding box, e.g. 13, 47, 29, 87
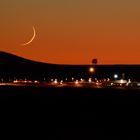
0, 51, 33, 64
0, 51, 53, 65
0, 51, 58, 80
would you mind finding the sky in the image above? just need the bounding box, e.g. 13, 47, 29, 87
0, 0, 140, 64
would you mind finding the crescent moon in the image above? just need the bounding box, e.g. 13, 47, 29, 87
21, 26, 36, 46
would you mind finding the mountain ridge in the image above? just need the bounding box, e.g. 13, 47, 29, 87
0, 51, 140, 66
0, 51, 56, 65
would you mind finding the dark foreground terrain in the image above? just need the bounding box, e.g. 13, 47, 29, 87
0, 86, 140, 139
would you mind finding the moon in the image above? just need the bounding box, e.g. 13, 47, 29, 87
21, 26, 36, 46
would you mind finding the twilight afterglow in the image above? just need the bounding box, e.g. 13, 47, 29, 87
0, 0, 140, 64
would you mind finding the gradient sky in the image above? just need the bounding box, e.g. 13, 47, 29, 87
0, 0, 140, 64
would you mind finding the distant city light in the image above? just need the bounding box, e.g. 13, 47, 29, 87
60, 80, 63, 85
120, 79, 124, 84
96, 82, 100, 86
128, 79, 131, 83
80, 78, 84, 82
126, 79, 131, 86
137, 83, 140, 86
54, 79, 58, 84
34, 80, 39, 83
111, 82, 114, 86
24, 80, 27, 83
88, 78, 92, 83
89, 67, 95, 73
13, 80, 18, 83
107, 78, 110, 81
114, 74, 118, 79
75, 80, 79, 85
103, 78, 106, 82
114, 79, 127, 84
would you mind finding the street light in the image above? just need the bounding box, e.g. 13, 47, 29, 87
114, 74, 118, 79
89, 67, 95, 82
89, 67, 95, 73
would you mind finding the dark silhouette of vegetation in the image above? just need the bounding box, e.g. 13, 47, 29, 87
92, 59, 98, 65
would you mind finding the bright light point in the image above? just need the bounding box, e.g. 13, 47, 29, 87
34, 80, 39, 83
128, 79, 131, 83
75, 80, 79, 85
137, 83, 140, 86
114, 74, 118, 79
88, 78, 92, 83
89, 67, 95, 73
24, 80, 27, 83
60, 80, 63, 85
126, 79, 131, 86
54, 79, 58, 84
107, 78, 110, 81
120, 79, 124, 83
80, 78, 84, 82
96, 82, 99, 85
13, 80, 18, 83
72, 77, 74, 81
111, 83, 114, 86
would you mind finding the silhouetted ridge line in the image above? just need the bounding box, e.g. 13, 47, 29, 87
0, 51, 55, 65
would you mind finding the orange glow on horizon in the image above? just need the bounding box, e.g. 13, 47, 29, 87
0, 0, 140, 64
